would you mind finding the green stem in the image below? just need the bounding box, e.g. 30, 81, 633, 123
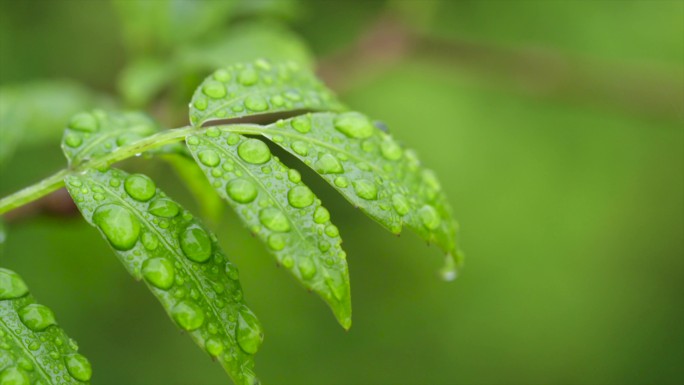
0, 169, 70, 215
0, 124, 263, 215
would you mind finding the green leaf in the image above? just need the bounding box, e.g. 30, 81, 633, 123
189, 60, 345, 127
0, 268, 93, 384
65, 168, 261, 385
60, 110, 159, 167
0, 81, 104, 166
239, 112, 463, 277
177, 21, 313, 72
186, 129, 351, 329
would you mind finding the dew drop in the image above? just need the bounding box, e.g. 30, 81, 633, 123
352, 179, 378, 200
93, 204, 140, 250
64, 133, 82, 148
180, 224, 213, 263
193, 150, 220, 169
226, 178, 258, 203
290, 141, 309, 156
324, 224, 339, 237
313, 207, 330, 224
244, 96, 268, 112
236, 306, 263, 355
0, 367, 30, 385
206, 338, 224, 357
334, 176, 349, 188
142, 258, 175, 290
291, 116, 311, 133
148, 198, 180, 218
141, 232, 159, 250
380, 138, 402, 160
65, 354, 92, 382
325, 274, 347, 301
238, 139, 271, 164
202, 81, 226, 99
334, 112, 374, 139
214, 69, 231, 82
258, 208, 290, 232
287, 186, 314, 208
238, 68, 258, 86
297, 258, 316, 279
0, 269, 29, 300
314, 153, 343, 174
18, 304, 56, 331
287, 169, 301, 183
391, 193, 410, 216
68, 112, 98, 132
124, 174, 156, 202
418, 205, 441, 230
267, 234, 286, 251
172, 300, 205, 331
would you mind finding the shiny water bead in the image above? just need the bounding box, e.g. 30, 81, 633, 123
259, 208, 291, 232
214, 69, 231, 82
0, 367, 30, 385
244, 96, 268, 112
147, 199, 179, 218
291, 116, 311, 133
267, 234, 286, 251
194, 98, 208, 111
238, 139, 271, 165
238, 68, 259, 86
287, 186, 314, 208
141, 232, 159, 250
290, 141, 309, 156
142, 258, 175, 290
287, 169, 302, 183
324, 225, 339, 237
0, 269, 29, 300
172, 300, 205, 331
68, 112, 98, 132
187, 136, 200, 146
202, 81, 226, 99
313, 206, 330, 224
124, 174, 156, 202
64, 133, 82, 148
315, 153, 343, 174
180, 224, 212, 263
380, 138, 402, 160
334, 112, 374, 139
282, 256, 294, 269
334, 176, 349, 188
391, 193, 410, 216
205, 338, 224, 356
93, 204, 140, 250
65, 354, 92, 382
418, 205, 441, 230
236, 306, 263, 355
352, 179, 378, 200
226, 133, 240, 146
18, 304, 57, 331
226, 178, 258, 203
297, 258, 316, 279
198, 149, 220, 167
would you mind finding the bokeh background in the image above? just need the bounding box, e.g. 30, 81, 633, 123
1, 1, 682, 384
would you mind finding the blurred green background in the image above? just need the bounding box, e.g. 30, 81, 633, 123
1, 1, 682, 384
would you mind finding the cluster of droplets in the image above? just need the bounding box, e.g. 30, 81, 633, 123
65, 169, 262, 383
0, 269, 92, 384
189, 59, 342, 126
61, 110, 158, 166
186, 128, 351, 327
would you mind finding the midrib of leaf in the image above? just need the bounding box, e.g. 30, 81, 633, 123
0, 313, 51, 381
87, 177, 227, 328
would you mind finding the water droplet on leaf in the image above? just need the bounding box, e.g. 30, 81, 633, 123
142, 258, 175, 290
198, 149, 220, 167
93, 204, 140, 250
65, 354, 92, 382
334, 112, 374, 139
352, 179, 378, 200
238, 139, 271, 165
180, 224, 212, 263
18, 304, 56, 331
287, 186, 314, 208
124, 174, 156, 202
149, 198, 180, 218
258, 208, 290, 232
236, 306, 263, 355
226, 178, 258, 203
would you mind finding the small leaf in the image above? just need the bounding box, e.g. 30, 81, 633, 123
240, 112, 462, 275
186, 129, 352, 329
60, 110, 159, 167
189, 60, 345, 127
65, 168, 261, 385
0, 267, 93, 384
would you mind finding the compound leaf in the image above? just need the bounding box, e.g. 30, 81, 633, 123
0, 268, 92, 384
241, 112, 463, 277
189, 60, 344, 127
60, 110, 159, 167
65, 168, 261, 385
186, 129, 351, 329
